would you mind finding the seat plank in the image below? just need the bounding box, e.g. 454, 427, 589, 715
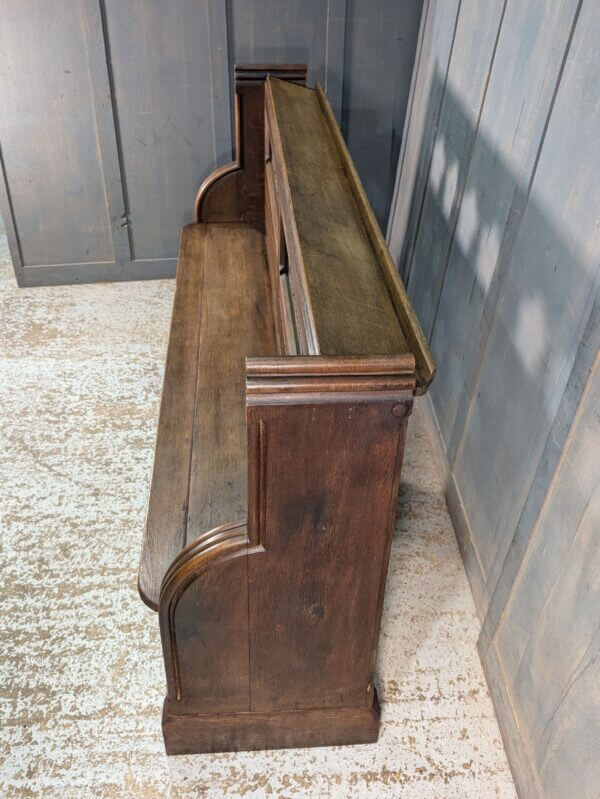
186, 224, 277, 543
139, 223, 277, 609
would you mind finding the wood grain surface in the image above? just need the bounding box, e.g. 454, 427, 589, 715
246, 400, 409, 713
139, 223, 276, 608
140, 65, 437, 755
266, 77, 409, 358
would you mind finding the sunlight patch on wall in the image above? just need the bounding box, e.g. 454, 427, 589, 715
456, 187, 479, 253
443, 160, 459, 220
476, 223, 501, 295
429, 135, 446, 194
513, 295, 548, 377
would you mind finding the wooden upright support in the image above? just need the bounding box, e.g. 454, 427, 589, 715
194, 64, 307, 225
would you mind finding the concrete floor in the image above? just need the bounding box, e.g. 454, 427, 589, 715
0, 238, 516, 798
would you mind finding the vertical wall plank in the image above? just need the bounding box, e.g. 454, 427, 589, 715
386, 0, 430, 245
324, 0, 347, 124
342, 0, 424, 227
406, 0, 508, 341
229, 0, 328, 87
452, 0, 600, 585
482, 278, 600, 642
387, 0, 461, 282
491, 358, 600, 799
0, 0, 115, 268
429, 0, 582, 459
103, 0, 215, 260
208, 0, 233, 166
84, 0, 131, 265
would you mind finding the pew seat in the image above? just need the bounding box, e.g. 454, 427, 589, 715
138, 223, 276, 610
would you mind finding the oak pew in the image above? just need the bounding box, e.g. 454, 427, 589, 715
138, 63, 435, 755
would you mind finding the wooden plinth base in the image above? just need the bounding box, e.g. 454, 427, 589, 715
162, 691, 380, 754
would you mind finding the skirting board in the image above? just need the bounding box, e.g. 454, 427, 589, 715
478, 630, 541, 798
16, 258, 177, 287
416, 395, 488, 617
418, 393, 539, 798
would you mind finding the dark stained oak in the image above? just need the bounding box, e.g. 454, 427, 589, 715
138, 225, 203, 610
194, 64, 307, 226
162, 691, 381, 755
139, 223, 276, 610
139, 63, 435, 754
266, 77, 436, 390
246, 400, 410, 712
266, 77, 409, 358
159, 520, 253, 716
185, 224, 276, 545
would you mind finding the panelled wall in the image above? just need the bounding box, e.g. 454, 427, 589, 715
0, 0, 422, 286
387, 1, 600, 797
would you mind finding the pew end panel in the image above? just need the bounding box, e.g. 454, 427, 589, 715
245, 357, 414, 712
160, 356, 414, 754
194, 64, 307, 226
159, 521, 254, 716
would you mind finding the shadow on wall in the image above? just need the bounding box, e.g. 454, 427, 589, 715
402, 67, 599, 599
342, 105, 391, 227
0, 211, 8, 273
394, 58, 600, 798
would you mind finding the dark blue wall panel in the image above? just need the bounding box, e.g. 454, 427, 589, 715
0, 0, 423, 286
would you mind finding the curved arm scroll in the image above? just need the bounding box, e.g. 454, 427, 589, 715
193, 65, 306, 226
193, 90, 244, 223
193, 161, 241, 223
158, 520, 263, 705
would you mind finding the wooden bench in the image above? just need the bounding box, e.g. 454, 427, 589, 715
138, 64, 435, 755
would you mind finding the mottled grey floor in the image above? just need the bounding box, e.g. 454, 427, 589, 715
0, 239, 516, 798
